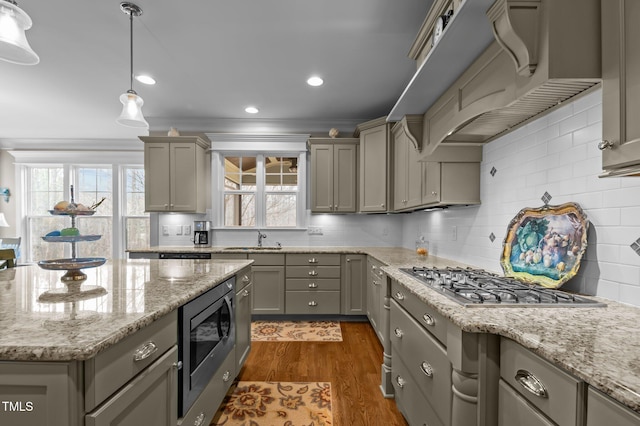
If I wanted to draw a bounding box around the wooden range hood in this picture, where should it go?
[412,0,602,158]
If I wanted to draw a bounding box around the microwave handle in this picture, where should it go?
[219,295,234,340]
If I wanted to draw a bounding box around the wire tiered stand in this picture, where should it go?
[37,186,107,305]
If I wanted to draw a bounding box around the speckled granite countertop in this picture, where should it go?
[0,259,252,362]
[130,246,640,413]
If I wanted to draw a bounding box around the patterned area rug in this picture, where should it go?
[211,381,333,426]
[251,321,342,342]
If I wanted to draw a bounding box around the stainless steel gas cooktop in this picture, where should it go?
[400,267,605,307]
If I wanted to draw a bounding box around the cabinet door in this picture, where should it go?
[405,146,423,209]
[333,144,357,212]
[341,254,366,315]
[144,143,171,211]
[236,282,252,371]
[360,125,389,212]
[251,266,285,314]
[422,162,442,205]
[169,142,198,211]
[310,144,334,212]
[85,346,178,426]
[587,387,640,426]
[602,0,640,170]
[393,133,408,210]
[498,380,554,426]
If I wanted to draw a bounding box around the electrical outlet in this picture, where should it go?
[308,227,323,235]
[452,226,457,241]
[183,225,191,235]
[175,225,183,236]
[162,225,169,236]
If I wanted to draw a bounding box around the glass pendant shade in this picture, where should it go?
[0,212,9,227]
[0,0,39,65]
[116,90,148,128]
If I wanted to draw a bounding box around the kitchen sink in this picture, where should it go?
[223,246,283,251]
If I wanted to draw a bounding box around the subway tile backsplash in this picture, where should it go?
[402,88,640,307]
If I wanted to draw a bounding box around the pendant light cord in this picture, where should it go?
[129,10,134,93]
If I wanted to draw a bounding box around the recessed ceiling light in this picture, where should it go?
[135,75,156,85]
[245,106,259,114]
[307,76,324,87]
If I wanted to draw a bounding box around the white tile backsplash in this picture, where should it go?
[401,88,640,307]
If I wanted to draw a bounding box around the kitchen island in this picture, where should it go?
[131,246,640,422]
[0,258,252,426]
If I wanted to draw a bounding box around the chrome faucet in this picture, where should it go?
[257,230,267,247]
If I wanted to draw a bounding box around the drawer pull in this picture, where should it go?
[308,301,318,307]
[173,361,183,370]
[422,313,435,326]
[133,341,158,362]
[395,375,406,389]
[308,258,318,264]
[222,370,231,382]
[377,270,384,277]
[393,328,404,338]
[372,279,379,286]
[420,361,433,377]
[308,270,318,277]
[308,282,318,288]
[193,412,205,426]
[242,289,250,297]
[394,291,405,301]
[242,274,250,284]
[515,369,548,398]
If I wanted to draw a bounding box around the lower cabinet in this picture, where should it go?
[285,253,341,314]
[250,254,285,315]
[85,346,178,426]
[341,254,367,315]
[235,267,252,372]
[586,386,640,426]
[367,257,387,345]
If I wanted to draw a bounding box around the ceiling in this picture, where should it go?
[0,0,431,147]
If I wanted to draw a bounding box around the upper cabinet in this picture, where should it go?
[139,136,210,213]
[355,117,393,213]
[392,117,424,211]
[309,138,358,213]
[600,0,640,176]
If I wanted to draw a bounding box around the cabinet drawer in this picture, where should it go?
[286,265,341,279]
[286,278,341,291]
[500,337,582,426]
[286,253,341,266]
[391,350,444,426]
[85,312,177,411]
[390,299,451,426]
[587,387,640,426]
[285,291,340,314]
[498,380,555,426]
[236,266,252,291]
[178,348,235,426]
[249,253,285,266]
[391,280,448,346]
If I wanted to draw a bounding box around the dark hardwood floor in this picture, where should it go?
[238,321,409,426]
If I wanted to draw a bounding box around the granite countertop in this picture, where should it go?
[131,246,640,413]
[0,258,252,362]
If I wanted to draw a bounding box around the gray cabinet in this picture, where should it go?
[85,346,178,426]
[309,138,358,213]
[421,161,481,207]
[250,254,285,315]
[355,117,393,212]
[341,254,366,315]
[285,253,341,314]
[140,136,210,213]
[600,0,640,175]
[392,120,423,211]
[586,387,640,426]
[367,257,386,344]
[235,267,252,371]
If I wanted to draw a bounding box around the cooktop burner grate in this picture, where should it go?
[400,266,605,307]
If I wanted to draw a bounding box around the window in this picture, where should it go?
[124,167,150,250]
[220,154,303,228]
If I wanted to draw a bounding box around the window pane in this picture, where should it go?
[30,217,66,262]
[224,194,255,227]
[126,218,150,250]
[126,168,145,194]
[125,168,147,216]
[266,193,296,227]
[76,217,112,258]
[77,167,112,215]
[29,167,63,215]
[265,157,298,191]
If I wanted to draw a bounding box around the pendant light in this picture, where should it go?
[0,0,39,65]
[116,2,148,129]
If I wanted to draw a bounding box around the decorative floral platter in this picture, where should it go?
[501,202,589,288]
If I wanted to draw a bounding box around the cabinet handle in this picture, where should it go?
[193,412,205,426]
[420,361,433,377]
[170,204,174,207]
[381,203,385,208]
[394,327,404,338]
[347,258,351,262]
[308,282,318,288]
[308,258,318,264]
[242,274,250,284]
[422,313,435,326]
[598,140,615,150]
[164,204,168,208]
[222,370,231,382]
[431,191,437,196]
[308,270,318,276]
[308,301,318,307]
[133,341,158,362]
[394,291,405,301]
[372,279,379,286]
[377,270,384,277]
[242,289,250,297]
[515,369,548,398]
[395,375,406,389]
[172,361,183,370]
[371,265,377,271]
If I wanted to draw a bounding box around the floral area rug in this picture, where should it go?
[251,321,342,342]
[211,381,333,426]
